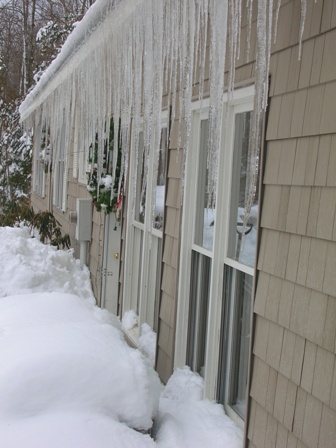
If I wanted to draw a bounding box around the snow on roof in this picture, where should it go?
[20,0,143,121]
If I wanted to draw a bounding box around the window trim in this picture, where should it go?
[78,124,89,185]
[174,97,211,369]
[33,124,46,198]
[175,85,255,428]
[221,266,254,421]
[53,120,68,212]
[123,111,169,344]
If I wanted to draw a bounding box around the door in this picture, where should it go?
[101,213,121,315]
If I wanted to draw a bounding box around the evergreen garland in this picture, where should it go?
[86,118,121,214]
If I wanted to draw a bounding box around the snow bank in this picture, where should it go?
[122,309,138,331]
[0,413,155,448]
[139,323,157,365]
[0,292,161,431]
[155,367,243,448]
[0,226,243,447]
[0,226,93,299]
[0,227,161,447]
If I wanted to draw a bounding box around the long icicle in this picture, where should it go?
[20,0,313,231]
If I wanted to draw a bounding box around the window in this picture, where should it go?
[123,113,169,348]
[219,107,257,422]
[53,119,68,211]
[76,110,90,185]
[127,129,145,318]
[194,119,215,250]
[218,267,253,419]
[78,140,90,185]
[154,127,168,231]
[33,124,46,197]
[186,114,213,377]
[176,85,257,427]
[227,111,257,266]
[134,132,146,224]
[187,251,211,376]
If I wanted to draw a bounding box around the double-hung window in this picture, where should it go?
[218,106,257,423]
[33,124,46,197]
[123,112,169,348]
[76,113,90,185]
[53,119,68,211]
[186,113,213,377]
[176,85,257,427]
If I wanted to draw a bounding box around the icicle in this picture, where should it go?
[246,0,253,61]
[273,0,281,43]
[151,0,164,230]
[120,24,134,199]
[265,0,273,111]
[163,1,173,141]
[197,0,209,104]
[193,0,201,83]
[168,0,179,154]
[179,0,197,202]
[236,0,243,60]
[241,0,268,244]
[228,0,241,99]
[140,0,154,218]
[298,0,307,60]
[207,0,228,209]
[20,0,310,239]
[176,0,188,152]
[130,13,143,211]
[228,3,235,99]
[162,1,170,96]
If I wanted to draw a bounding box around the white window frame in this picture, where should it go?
[123,111,169,347]
[175,85,255,428]
[78,138,90,185]
[33,124,46,197]
[53,120,68,212]
[72,108,79,180]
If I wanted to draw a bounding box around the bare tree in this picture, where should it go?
[0,0,94,100]
[0,0,95,208]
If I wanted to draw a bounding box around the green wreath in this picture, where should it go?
[86,119,121,214]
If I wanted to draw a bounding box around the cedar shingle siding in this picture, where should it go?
[247,1,336,446]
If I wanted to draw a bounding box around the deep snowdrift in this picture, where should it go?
[0,293,161,429]
[0,226,243,447]
[0,226,93,299]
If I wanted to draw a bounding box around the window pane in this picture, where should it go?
[194,119,215,251]
[131,226,143,314]
[57,161,64,208]
[228,111,258,267]
[154,128,168,230]
[221,265,253,419]
[134,132,145,223]
[148,236,163,332]
[187,251,211,377]
[54,122,66,209]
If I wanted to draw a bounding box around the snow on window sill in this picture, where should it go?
[123,325,140,349]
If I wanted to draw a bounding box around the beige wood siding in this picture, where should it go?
[155,124,184,384]
[31,124,103,304]
[247,1,336,447]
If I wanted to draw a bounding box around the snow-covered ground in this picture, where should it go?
[0,226,243,448]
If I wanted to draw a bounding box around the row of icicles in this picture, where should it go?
[21,0,311,227]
